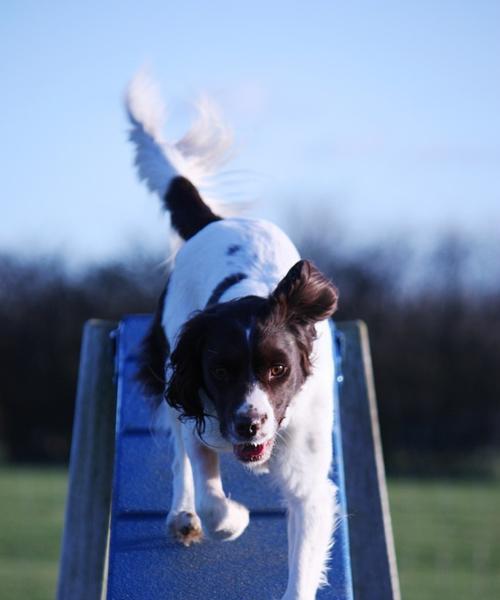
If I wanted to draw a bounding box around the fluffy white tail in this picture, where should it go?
[125,70,233,206]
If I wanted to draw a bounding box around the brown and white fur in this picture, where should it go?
[127,72,339,600]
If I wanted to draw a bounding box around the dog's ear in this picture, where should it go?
[166,312,208,434]
[271,260,338,325]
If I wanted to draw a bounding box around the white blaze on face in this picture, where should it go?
[234,385,277,442]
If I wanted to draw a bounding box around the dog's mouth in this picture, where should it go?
[233,438,274,463]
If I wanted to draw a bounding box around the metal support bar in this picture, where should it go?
[336,321,401,600]
[57,320,118,600]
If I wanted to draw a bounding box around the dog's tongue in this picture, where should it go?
[233,442,265,462]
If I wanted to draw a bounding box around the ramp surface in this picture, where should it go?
[106,315,353,600]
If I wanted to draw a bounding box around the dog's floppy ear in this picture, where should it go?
[271,260,338,325]
[166,312,208,434]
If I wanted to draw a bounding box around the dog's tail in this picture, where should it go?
[125,71,233,240]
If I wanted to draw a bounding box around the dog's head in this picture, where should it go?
[166,260,338,467]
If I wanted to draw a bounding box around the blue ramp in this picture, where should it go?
[106,315,353,600]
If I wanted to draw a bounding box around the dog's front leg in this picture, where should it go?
[164,409,203,546]
[183,431,250,541]
[282,480,337,600]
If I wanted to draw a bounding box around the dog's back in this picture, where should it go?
[163,217,300,342]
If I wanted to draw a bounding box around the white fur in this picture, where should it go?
[160,220,337,599]
[233,386,277,442]
[128,77,337,599]
[126,70,233,211]
[163,217,301,344]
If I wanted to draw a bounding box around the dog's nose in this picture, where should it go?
[234,416,261,440]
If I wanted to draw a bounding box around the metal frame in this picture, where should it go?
[57,318,400,600]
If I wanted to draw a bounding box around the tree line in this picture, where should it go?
[0,230,498,475]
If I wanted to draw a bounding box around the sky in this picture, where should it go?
[1,1,499,265]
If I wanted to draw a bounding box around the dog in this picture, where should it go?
[127,73,339,600]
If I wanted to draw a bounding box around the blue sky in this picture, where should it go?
[1,1,499,264]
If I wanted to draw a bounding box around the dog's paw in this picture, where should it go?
[280,591,314,600]
[167,510,203,546]
[199,496,250,542]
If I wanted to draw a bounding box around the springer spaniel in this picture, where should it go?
[127,73,339,600]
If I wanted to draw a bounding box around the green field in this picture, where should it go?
[390,479,500,599]
[0,468,499,599]
[0,468,67,600]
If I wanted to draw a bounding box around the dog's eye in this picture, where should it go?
[269,364,287,379]
[212,367,228,381]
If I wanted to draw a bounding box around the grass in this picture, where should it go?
[389,479,500,599]
[0,468,499,599]
[0,467,66,600]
